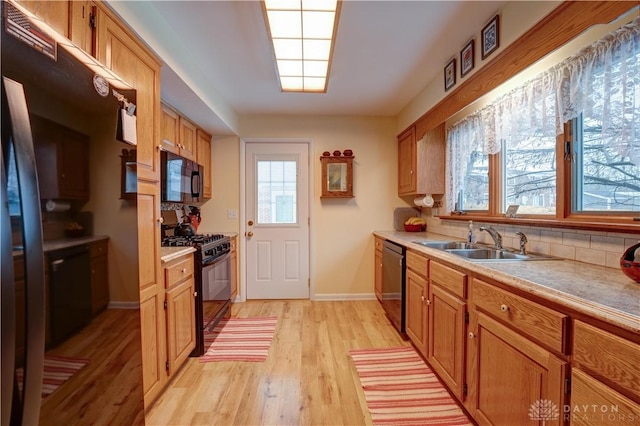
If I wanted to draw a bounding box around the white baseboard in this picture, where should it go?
[312,293,377,301]
[108,301,140,309]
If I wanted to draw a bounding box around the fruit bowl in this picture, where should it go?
[620,242,640,283]
[404,224,424,232]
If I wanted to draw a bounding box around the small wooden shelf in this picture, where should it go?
[320,156,354,198]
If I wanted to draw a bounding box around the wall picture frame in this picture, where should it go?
[481,14,500,59]
[320,156,354,198]
[460,39,475,77]
[444,58,456,92]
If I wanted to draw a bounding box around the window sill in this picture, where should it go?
[437,214,640,234]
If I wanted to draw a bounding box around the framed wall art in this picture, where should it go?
[320,155,354,198]
[460,39,475,77]
[444,58,456,92]
[481,14,500,59]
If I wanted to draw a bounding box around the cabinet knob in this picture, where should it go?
[193,291,198,297]
[468,332,476,339]
[158,217,164,224]
[182,268,187,274]
[410,170,414,174]
[157,145,164,151]
[500,304,509,313]
[421,295,425,301]
[425,299,431,306]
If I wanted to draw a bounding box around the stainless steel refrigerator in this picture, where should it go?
[1,1,142,424]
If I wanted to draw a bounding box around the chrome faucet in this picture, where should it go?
[515,231,528,255]
[479,226,503,250]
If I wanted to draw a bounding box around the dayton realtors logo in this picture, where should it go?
[529,400,636,424]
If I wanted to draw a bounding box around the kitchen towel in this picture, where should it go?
[350,346,471,425]
[200,316,278,362]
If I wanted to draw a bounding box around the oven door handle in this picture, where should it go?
[202,251,230,268]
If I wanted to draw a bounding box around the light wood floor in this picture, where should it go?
[147,300,410,426]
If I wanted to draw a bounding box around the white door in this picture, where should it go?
[245,142,310,299]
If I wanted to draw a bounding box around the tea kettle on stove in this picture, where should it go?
[175,217,195,236]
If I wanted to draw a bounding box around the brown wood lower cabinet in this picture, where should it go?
[405,250,429,357]
[429,284,466,401]
[374,237,383,301]
[163,253,196,376]
[89,239,109,314]
[467,312,568,426]
[230,236,238,299]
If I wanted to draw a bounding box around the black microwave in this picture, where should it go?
[160,151,203,203]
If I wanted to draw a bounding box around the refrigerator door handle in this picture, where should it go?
[2,76,46,426]
[1,135,17,426]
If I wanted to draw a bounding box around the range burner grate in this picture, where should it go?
[162,234,226,247]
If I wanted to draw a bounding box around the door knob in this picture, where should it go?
[248,220,254,226]
[245,231,254,237]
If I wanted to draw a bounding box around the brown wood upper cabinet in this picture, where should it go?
[31,115,90,201]
[160,103,196,161]
[15,0,69,37]
[196,128,212,199]
[397,123,445,196]
[70,1,97,57]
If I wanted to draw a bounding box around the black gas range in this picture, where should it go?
[161,233,232,356]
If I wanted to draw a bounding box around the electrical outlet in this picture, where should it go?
[227,209,238,219]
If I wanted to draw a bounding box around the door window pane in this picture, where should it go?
[257,160,297,224]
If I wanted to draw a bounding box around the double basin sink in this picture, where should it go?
[413,240,559,262]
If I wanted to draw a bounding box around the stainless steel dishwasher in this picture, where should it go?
[48,244,92,346]
[381,240,406,334]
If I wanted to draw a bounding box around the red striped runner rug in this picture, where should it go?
[200,316,278,362]
[16,355,89,397]
[350,346,472,426]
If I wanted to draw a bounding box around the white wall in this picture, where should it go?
[199,115,403,298]
[397,0,561,132]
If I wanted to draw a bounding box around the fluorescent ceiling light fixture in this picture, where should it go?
[263,0,341,93]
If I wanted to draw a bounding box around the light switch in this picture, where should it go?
[227,209,238,219]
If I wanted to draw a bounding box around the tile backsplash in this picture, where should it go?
[426,217,639,269]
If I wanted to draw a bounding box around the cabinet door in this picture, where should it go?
[196,129,212,198]
[166,279,195,376]
[16,0,69,37]
[96,11,161,181]
[90,254,109,314]
[405,268,428,357]
[374,249,382,301]
[428,285,466,401]
[69,1,96,56]
[178,117,197,161]
[160,104,180,154]
[59,126,90,199]
[570,368,640,426]
[467,311,567,425]
[230,237,238,299]
[398,126,416,195]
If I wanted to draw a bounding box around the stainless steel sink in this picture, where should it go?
[445,248,558,261]
[413,241,469,250]
[413,240,560,261]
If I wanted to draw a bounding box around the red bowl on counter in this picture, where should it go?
[404,224,424,232]
[620,242,640,283]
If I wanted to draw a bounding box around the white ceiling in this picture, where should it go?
[107,1,506,136]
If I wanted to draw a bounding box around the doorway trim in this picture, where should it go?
[239,137,315,301]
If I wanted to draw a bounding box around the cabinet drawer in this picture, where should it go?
[472,278,568,353]
[430,261,466,299]
[374,236,384,252]
[573,320,640,401]
[406,250,428,276]
[570,368,640,425]
[165,256,194,288]
[90,240,108,258]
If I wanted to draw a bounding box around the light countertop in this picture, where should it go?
[160,246,196,263]
[374,230,640,334]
